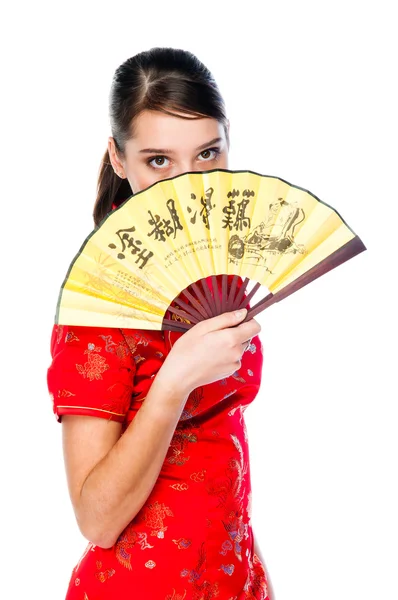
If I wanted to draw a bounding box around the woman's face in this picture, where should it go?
[108,109,230,193]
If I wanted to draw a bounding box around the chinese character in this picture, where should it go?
[148,198,184,241]
[108,226,154,269]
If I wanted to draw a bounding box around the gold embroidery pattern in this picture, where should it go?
[65,330,80,343]
[190,470,206,483]
[165,589,188,600]
[56,324,64,344]
[140,500,174,538]
[56,405,125,417]
[123,331,150,354]
[76,344,110,381]
[242,551,269,599]
[94,560,115,583]
[205,429,250,566]
[57,389,76,398]
[179,387,204,421]
[145,559,156,569]
[169,483,190,491]
[115,529,154,570]
[180,542,220,599]
[166,421,200,466]
[172,537,192,550]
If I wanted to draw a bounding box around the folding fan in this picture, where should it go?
[55,169,366,333]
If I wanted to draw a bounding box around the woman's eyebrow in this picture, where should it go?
[139,137,223,154]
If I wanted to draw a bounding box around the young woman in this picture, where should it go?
[47,47,273,600]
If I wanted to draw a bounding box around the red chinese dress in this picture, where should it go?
[47,246,270,600]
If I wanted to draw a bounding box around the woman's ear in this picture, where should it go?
[108,137,125,178]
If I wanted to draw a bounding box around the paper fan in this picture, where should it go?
[55,169,366,333]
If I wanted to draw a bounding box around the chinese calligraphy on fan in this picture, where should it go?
[107,187,254,269]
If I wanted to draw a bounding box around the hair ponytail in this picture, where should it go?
[94,148,133,227]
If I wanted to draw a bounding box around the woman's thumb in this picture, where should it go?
[234,308,247,321]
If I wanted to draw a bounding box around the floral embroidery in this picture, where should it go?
[140,500,174,538]
[76,344,110,381]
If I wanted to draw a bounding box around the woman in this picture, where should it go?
[47,46,272,600]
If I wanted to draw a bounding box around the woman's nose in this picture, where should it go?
[174,163,204,176]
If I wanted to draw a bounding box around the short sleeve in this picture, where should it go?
[47,324,136,424]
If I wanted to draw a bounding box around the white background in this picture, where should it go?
[1,1,396,599]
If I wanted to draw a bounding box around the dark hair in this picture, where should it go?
[93,47,229,227]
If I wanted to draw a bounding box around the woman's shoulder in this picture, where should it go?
[47,324,166,423]
[49,323,167,368]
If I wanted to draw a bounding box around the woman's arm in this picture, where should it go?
[63,369,190,549]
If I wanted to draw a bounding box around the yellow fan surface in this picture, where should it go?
[55,169,366,331]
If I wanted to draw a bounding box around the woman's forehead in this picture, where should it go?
[128,110,226,152]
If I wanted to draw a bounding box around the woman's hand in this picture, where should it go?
[159,309,261,396]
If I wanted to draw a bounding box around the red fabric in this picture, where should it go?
[46,203,270,599]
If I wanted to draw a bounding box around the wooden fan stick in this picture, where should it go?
[226,275,240,312]
[222,274,241,313]
[190,282,213,318]
[167,300,201,323]
[162,318,191,332]
[164,275,255,332]
[245,235,367,321]
[235,281,262,311]
[170,297,202,322]
[221,275,228,313]
[161,319,186,331]
[163,317,192,331]
[165,305,199,323]
[163,274,229,332]
[212,275,222,315]
[201,278,217,316]
[233,277,250,309]
[162,279,220,332]
[164,279,216,328]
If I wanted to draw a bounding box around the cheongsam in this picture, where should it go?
[47,269,270,600]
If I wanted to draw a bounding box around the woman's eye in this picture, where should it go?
[199,148,221,161]
[147,156,170,170]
